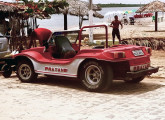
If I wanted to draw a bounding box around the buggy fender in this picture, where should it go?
[14,51,51,63]
[15,52,85,77]
[29,58,85,78]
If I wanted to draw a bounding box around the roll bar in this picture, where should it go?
[78,25,108,50]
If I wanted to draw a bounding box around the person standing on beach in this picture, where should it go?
[110,15,123,45]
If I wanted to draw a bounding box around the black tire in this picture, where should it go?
[1,64,12,78]
[16,60,38,82]
[80,61,113,92]
[124,76,145,83]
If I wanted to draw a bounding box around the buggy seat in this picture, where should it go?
[55,36,76,59]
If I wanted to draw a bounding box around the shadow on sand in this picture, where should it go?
[145,30,165,32]
[105,80,164,95]
[7,74,164,95]
[28,75,164,95]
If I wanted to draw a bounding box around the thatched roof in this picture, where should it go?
[0,1,103,19]
[59,0,104,18]
[136,0,165,13]
[0,1,26,12]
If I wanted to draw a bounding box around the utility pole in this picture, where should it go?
[89,0,93,43]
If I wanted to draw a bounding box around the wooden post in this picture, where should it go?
[35,17,37,29]
[89,0,92,10]
[79,16,84,29]
[79,15,81,29]
[155,12,158,31]
[89,0,93,43]
[64,14,67,30]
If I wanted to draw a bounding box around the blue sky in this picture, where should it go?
[2,0,165,4]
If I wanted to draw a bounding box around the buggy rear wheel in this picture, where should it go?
[80,61,113,92]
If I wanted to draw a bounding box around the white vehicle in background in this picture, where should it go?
[0,33,14,78]
[0,33,10,58]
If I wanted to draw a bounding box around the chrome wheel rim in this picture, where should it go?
[18,64,32,80]
[85,65,101,86]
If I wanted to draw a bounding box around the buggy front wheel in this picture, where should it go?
[17,61,38,82]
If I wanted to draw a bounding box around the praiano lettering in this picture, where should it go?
[45,67,68,72]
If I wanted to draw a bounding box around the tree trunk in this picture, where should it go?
[155,12,158,31]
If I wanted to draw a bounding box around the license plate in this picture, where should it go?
[132,50,144,56]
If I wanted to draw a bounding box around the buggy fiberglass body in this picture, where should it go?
[14,25,159,92]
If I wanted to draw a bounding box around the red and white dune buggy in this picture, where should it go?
[14,25,159,92]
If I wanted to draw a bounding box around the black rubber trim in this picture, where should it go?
[126,67,159,78]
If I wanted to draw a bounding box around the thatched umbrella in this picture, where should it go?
[0,2,27,33]
[0,1,26,12]
[59,0,104,30]
[136,0,165,31]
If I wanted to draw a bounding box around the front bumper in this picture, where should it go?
[126,67,159,78]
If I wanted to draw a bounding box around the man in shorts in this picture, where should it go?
[110,15,123,45]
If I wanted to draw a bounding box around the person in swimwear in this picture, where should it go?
[110,15,123,45]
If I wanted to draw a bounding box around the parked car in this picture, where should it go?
[0,33,10,59]
[0,33,14,78]
[14,25,159,92]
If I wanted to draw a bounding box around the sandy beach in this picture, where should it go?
[0,0,165,119]
[0,16,165,120]
[0,49,164,120]
[84,17,165,40]
[81,17,165,78]
[120,18,165,39]
[90,17,165,78]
